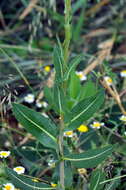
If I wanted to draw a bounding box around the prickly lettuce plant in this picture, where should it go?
[6,0,115,189]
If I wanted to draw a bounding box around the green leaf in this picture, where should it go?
[73,8,85,41]
[44,86,54,106]
[64,145,114,168]
[6,168,56,190]
[79,80,97,100]
[65,90,104,130]
[12,103,58,149]
[90,169,105,190]
[64,161,73,188]
[53,45,64,82]
[104,180,120,190]
[53,83,66,114]
[104,169,121,190]
[64,54,83,81]
[72,0,88,13]
[105,180,120,190]
[68,71,81,100]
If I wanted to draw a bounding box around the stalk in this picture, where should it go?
[58,1,72,189]
[59,115,65,190]
[63,0,72,64]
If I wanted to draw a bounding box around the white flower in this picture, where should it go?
[48,160,56,168]
[104,76,113,86]
[75,71,87,81]
[42,101,48,108]
[5,141,11,148]
[90,121,104,129]
[13,166,25,174]
[124,131,126,136]
[3,183,15,190]
[120,115,126,122]
[0,151,10,158]
[120,70,126,77]
[36,101,48,108]
[64,131,74,138]
[42,113,48,118]
[36,101,42,108]
[24,94,35,103]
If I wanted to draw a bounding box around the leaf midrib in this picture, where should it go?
[55,48,63,79]
[65,55,82,80]
[8,170,55,190]
[64,147,112,161]
[70,94,100,123]
[94,173,101,190]
[15,105,57,142]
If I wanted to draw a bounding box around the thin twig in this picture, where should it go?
[85,0,111,16]
[100,80,126,115]
[19,0,38,20]
[83,38,114,76]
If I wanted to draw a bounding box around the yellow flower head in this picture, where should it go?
[3,183,15,190]
[120,115,126,122]
[32,178,39,182]
[77,125,89,133]
[64,131,74,138]
[78,168,87,175]
[51,183,57,187]
[0,151,10,158]
[13,166,25,174]
[44,66,51,72]
[90,121,104,129]
[120,70,126,77]
[104,76,113,86]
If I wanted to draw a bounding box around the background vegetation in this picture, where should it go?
[0,0,126,189]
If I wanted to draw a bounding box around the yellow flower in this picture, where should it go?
[13,166,25,174]
[78,168,87,175]
[90,121,104,129]
[104,76,113,86]
[77,125,89,132]
[64,131,74,138]
[120,70,126,77]
[32,178,39,182]
[120,115,126,122]
[44,66,51,72]
[3,183,15,190]
[51,183,57,187]
[0,151,10,158]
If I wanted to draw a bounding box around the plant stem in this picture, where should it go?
[59,116,65,190]
[58,1,72,189]
[63,0,71,64]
